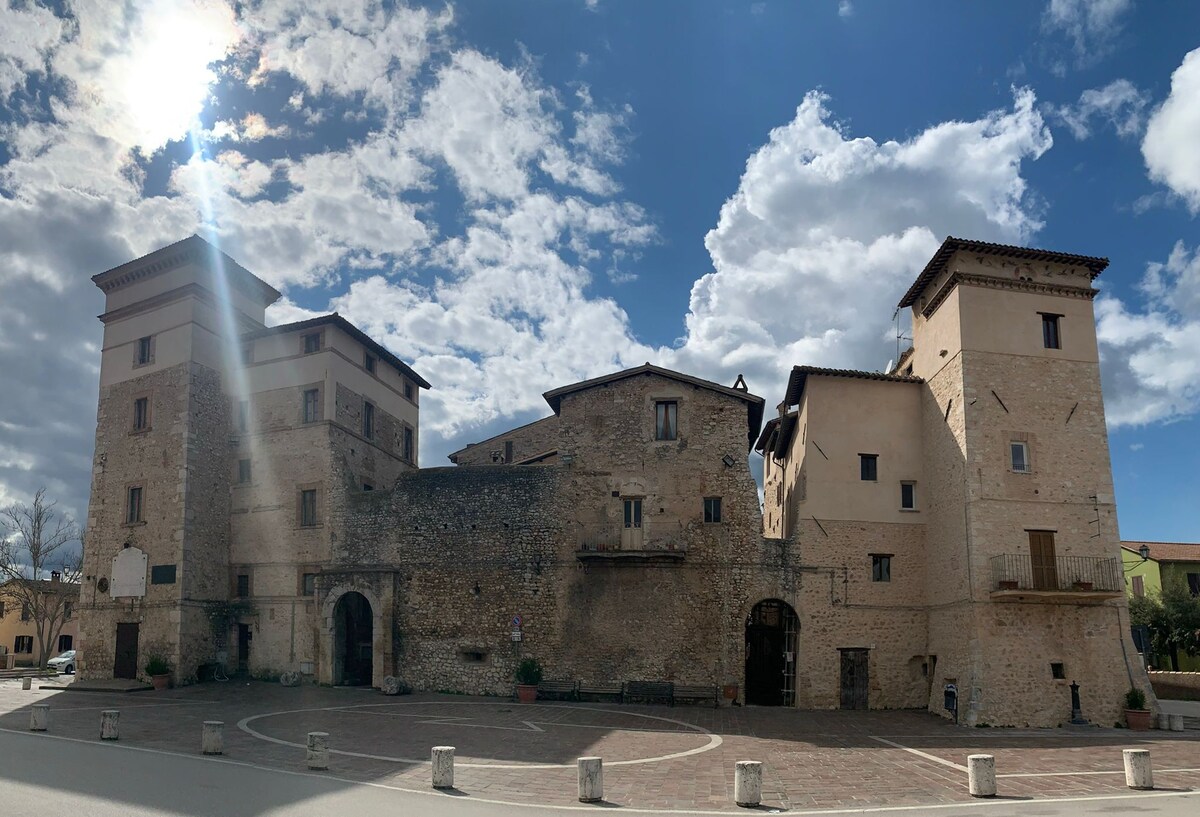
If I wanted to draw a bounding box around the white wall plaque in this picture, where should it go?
[110,547,148,598]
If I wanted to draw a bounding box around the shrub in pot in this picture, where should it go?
[514,657,543,704]
[1124,687,1151,731]
[145,655,171,690]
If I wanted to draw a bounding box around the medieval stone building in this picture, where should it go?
[77,235,1152,727]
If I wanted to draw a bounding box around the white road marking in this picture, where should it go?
[868,736,969,772]
[998,767,1200,778]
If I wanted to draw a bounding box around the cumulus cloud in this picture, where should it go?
[0,0,65,102]
[1048,79,1149,140]
[838,1,854,18]
[1142,47,1200,213]
[1041,0,1132,71]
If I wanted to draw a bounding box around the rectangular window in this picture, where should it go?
[871,554,892,582]
[150,564,177,585]
[302,573,316,595]
[236,574,250,598]
[655,400,678,440]
[241,345,253,365]
[403,425,414,462]
[1010,441,1030,473]
[136,335,152,365]
[0,601,5,618]
[237,400,249,433]
[1132,575,1145,597]
[362,482,374,492]
[362,401,375,439]
[303,388,320,423]
[1188,573,1200,597]
[300,489,317,527]
[900,481,916,510]
[133,397,149,431]
[14,636,33,654]
[126,486,143,524]
[1041,313,1061,349]
[860,454,878,481]
[238,458,251,484]
[302,332,321,354]
[1050,662,1065,680]
[20,602,31,621]
[623,498,643,529]
[404,380,414,402]
[365,353,376,374]
[703,497,722,523]
[64,602,73,620]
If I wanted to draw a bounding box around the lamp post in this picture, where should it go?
[1069,681,1088,725]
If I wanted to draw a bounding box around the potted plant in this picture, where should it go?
[1124,687,1151,730]
[145,654,171,690]
[514,657,543,704]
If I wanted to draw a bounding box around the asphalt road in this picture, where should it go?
[3,727,1198,817]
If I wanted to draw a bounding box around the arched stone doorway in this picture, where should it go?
[333,591,373,686]
[745,599,798,706]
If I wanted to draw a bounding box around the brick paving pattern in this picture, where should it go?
[1,678,1196,811]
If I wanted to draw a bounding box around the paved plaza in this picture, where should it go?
[1,677,1197,813]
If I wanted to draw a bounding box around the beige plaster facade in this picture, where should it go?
[0,580,80,667]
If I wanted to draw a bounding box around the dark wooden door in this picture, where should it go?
[840,649,869,710]
[1029,531,1058,590]
[237,624,251,673]
[113,623,139,679]
[745,624,785,705]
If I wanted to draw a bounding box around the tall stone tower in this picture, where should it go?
[901,237,1152,726]
[78,236,280,682]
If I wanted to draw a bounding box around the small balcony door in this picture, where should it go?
[621,498,643,550]
[1029,530,1058,590]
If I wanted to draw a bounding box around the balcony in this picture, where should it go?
[989,554,1123,602]
[576,524,686,563]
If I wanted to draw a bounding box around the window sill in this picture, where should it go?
[1010,470,1032,476]
[129,428,152,436]
[899,508,920,513]
[297,524,324,531]
[122,521,147,528]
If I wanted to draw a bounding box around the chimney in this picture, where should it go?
[50,571,61,583]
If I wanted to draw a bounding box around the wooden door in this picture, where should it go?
[621,498,643,550]
[745,624,785,705]
[840,649,869,710]
[113,623,139,679]
[1029,531,1058,590]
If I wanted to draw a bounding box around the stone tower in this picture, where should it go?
[78,236,280,682]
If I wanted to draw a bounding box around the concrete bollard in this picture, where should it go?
[29,704,49,732]
[21,676,32,690]
[432,746,455,789]
[578,756,603,803]
[202,721,224,755]
[100,710,119,740]
[306,732,330,770]
[1123,748,1153,790]
[968,754,997,798]
[1169,714,1185,732]
[1157,713,1171,730]
[734,760,762,807]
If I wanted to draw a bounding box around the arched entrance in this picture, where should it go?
[745,599,798,706]
[333,591,373,686]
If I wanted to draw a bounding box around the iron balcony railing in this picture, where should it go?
[577,522,686,554]
[990,554,1122,593]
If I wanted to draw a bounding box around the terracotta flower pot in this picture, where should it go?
[151,674,170,690]
[1125,708,1152,731]
[516,684,538,704]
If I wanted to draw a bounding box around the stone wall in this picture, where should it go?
[450,415,560,465]
[1148,671,1200,701]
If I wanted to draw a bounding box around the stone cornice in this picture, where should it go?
[921,272,1097,319]
[91,236,281,305]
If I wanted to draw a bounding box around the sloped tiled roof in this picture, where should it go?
[783,365,923,408]
[1123,541,1200,564]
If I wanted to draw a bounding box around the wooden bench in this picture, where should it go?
[577,681,624,703]
[623,681,674,706]
[536,680,578,701]
[672,684,720,708]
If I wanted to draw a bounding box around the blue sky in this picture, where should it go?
[0,0,1198,542]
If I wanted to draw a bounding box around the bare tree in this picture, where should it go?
[0,488,82,668]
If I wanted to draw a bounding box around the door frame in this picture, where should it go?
[839,647,869,710]
[113,622,139,679]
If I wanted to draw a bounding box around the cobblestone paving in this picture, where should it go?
[1,678,1196,812]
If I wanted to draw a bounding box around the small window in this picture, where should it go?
[237,459,252,484]
[1132,575,1145,597]
[1041,313,1061,349]
[133,397,150,431]
[404,380,414,401]
[236,574,250,598]
[1188,572,1200,597]
[58,634,73,651]
[1050,662,1065,680]
[127,486,143,524]
[0,601,5,618]
[136,336,152,365]
[900,481,916,510]
[64,602,73,620]
[362,482,374,492]
[1010,441,1030,473]
[655,401,678,440]
[150,564,177,585]
[623,498,643,529]
[237,400,249,433]
[860,454,878,481]
[20,602,31,621]
[300,489,318,527]
[14,636,33,653]
[365,353,377,374]
[703,497,722,523]
[363,401,375,439]
[403,425,414,462]
[871,554,892,582]
[303,388,320,423]
[302,573,316,595]
[302,332,321,354]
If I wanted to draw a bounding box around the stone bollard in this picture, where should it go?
[382,676,403,695]
[432,746,455,789]
[578,756,603,803]
[1157,713,1171,730]
[968,754,996,798]
[21,676,32,690]
[29,704,49,732]
[1169,714,1185,732]
[1123,748,1153,790]
[100,710,119,740]
[306,732,330,770]
[734,760,762,808]
[279,671,301,687]
[202,721,224,755]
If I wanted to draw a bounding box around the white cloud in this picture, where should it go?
[838,1,853,18]
[208,111,290,142]
[1129,443,1143,451]
[0,0,65,102]
[1142,47,1200,213]
[1048,79,1149,140]
[1042,0,1132,70]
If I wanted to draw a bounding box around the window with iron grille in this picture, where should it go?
[1010,441,1030,473]
[655,401,678,440]
[236,574,250,597]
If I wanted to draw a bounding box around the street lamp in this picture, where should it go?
[1138,544,1150,561]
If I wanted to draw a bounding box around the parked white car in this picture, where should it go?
[46,650,75,674]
